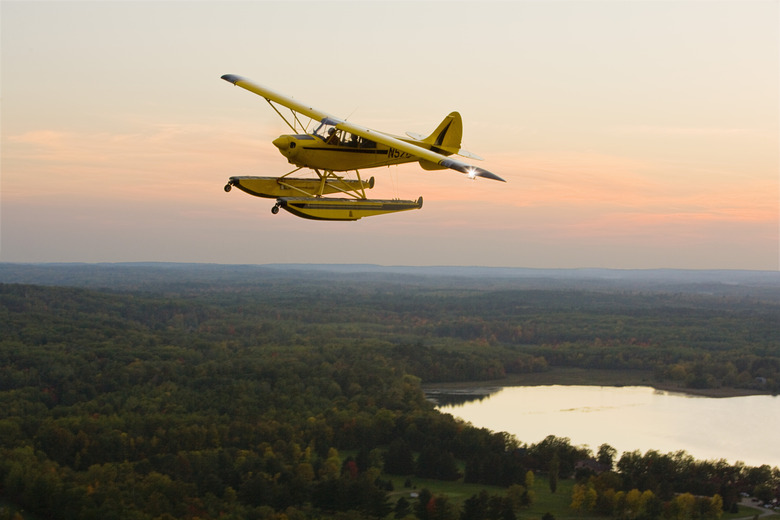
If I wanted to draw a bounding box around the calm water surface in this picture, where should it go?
[436,386,780,468]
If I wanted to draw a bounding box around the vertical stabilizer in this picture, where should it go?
[422,112,463,155]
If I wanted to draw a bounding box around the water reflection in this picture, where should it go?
[425,388,501,407]
[434,385,780,468]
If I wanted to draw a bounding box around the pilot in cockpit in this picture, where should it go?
[326,127,340,145]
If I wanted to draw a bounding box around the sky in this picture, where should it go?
[1,0,778,269]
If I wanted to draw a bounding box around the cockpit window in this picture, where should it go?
[359,137,377,149]
[313,122,341,144]
[312,123,376,148]
[325,128,341,145]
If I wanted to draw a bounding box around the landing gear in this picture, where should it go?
[271,203,280,215]
[224,183,232,192]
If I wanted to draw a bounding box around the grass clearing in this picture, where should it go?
[385,474,596,519]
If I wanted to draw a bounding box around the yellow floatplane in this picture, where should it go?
[221,74,505,221]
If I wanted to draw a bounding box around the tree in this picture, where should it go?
[416,445,460,481]
[385,438,415,475]
[320,447,341,480]
[670,492,697,520]
[596,487,617,516]
[525,470,535,489]
[624,488,642,519]
[394,496,412,519]
[753,483,774,503]
[415,488,433,520]
[426,494,458,520]
[507,484,532,510]
[639,489,661,520]
[571,482,598,513]
[570,483,587,512]
[707,494,724,520]
[597,444,617,470]
[549,452,559,493]
[462,491,489,520]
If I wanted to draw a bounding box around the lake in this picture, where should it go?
[434,385,780,468]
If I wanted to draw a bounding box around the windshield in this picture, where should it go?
[312,124,375,148]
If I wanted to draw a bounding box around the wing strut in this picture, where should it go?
[266,99,308,133]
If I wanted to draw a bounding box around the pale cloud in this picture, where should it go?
[3,120,276,199]
[7,122,260,166]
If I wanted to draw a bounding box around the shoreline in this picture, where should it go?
[422,368,774,399]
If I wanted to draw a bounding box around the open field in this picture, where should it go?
[386,474,778,520]
[387,475,583,518]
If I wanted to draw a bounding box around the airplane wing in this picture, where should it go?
[221,74,330,122]
[221,74,506,182]
[334,119,504,182]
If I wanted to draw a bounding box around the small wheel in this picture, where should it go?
[271,205,280,215]
[224,183,232,192]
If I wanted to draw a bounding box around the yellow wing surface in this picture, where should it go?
[221,74,505,182]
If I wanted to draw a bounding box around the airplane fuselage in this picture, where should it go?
[272,132,423,172]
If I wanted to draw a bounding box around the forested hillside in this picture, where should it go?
[0,264,778,519]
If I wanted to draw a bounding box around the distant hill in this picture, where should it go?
[1,262,779,299]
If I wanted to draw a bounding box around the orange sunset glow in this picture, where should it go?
[1,1,777,269]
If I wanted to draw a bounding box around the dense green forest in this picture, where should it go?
[0,264,778,519]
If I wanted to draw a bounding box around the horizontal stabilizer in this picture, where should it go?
[456,149,483,161]
[439,159,506,182]
[419,159,447,171]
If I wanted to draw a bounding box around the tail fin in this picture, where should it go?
[421,112,463,155]
[417,112,464,170]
